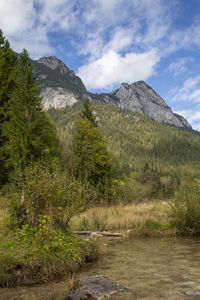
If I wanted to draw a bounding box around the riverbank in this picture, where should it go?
[0,225,99,287]
[0,197,99,287]
[0,198,186,287]
[70,200,178,237]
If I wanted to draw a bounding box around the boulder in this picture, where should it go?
[65,275,129,300]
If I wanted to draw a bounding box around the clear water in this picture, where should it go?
[1,238,200,299]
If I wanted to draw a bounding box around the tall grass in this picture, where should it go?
[0,197,9,238]
[170,178,200,236]
[70,201,171,232]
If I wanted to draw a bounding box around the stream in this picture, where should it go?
[1,237,200,299]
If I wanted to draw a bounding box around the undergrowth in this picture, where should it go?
[0,225,99,287]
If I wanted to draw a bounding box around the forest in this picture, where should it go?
[48,101,200,202]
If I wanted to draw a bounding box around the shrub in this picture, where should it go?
[170,177,200,236]
[17,165,97,229]
[0,225,99,286]
[136,218,173,238]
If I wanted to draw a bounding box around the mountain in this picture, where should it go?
[33,56,191,129]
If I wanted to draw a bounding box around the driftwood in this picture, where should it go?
[74,231,122,237]
[101,231,122,237]
[74,231,92,235]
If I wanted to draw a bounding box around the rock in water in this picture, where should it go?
[65,275,129,300]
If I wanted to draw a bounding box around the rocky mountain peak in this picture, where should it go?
[37,56,71,75]
[33,55,191,129]
[121,82,129,88]
[113,80,191,128]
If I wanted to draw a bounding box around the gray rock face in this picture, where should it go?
[111,81,191,128]
[41,87,78,109]
[33,56,191,129]
[65,275,129,300]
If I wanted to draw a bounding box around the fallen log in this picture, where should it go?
[74,231,91,236]
[101,231,122,237]
[73,231,122,237]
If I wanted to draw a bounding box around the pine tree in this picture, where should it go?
[80,99,97,127]
[0,30,16,186]
[5,49,60,183]
[73,101,113,198]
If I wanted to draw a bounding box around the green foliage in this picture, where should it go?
[81,98,98,127]
[72,105,113,201]
[50,102,200,179]
[120,173,150,203]
[22,165,97,228]
[0,33,102,287]
[4,49,61,184]
[0,225,99,286]
[0,30,16,187]
[170,178,200,236]
[48,102,200,201]
[137,218,173,237]
[7,193,26,227]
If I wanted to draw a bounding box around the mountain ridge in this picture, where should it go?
[32,55,191,129]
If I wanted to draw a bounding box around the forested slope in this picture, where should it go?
[48,102,200,179]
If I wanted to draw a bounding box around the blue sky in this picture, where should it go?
[1,0,200,130]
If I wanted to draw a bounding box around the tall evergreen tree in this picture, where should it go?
[73,101,113,198]
[81,99,98,127]
[0,29,16,186]
[5,49,60,183]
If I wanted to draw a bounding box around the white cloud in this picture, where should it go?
[0,0,176,60]
[163,20,200,56]
[0,0,34,35]
[171,76,200,103]
[77,49,159,90]
[170,76,200,132]
[0,0,74,58]
[107,28,134,52]
[167,57,194,76]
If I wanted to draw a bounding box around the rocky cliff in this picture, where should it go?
[33,56,191,129]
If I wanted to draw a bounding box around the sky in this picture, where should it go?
[1,0,200,130]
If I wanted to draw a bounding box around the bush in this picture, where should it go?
[0,225,99,286]
[120,173,150,203]
[170,177,200,236]
[10,165,97,229]
[136,218,173,237]
[8,193,26,227]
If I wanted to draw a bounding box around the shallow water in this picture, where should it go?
[1,238,200,299]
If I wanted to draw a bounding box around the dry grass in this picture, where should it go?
[0,197,9,237]
[70,200,172,233]
[0,198,8,222]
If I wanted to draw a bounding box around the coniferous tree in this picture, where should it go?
[73,101,113,199]
[0,29,16,186]
[5,49,60,183]
[81,99,98,127]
